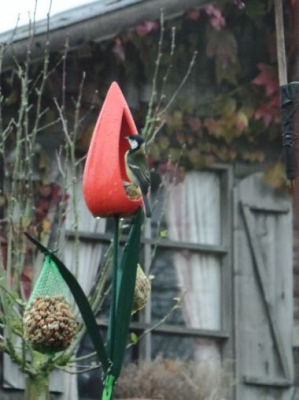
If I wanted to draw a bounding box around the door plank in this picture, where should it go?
[243,375,292,388]
[241,202,291,381]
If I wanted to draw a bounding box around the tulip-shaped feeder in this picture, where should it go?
[83,81,143,218]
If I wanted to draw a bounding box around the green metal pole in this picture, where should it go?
[110,215,119,363]
[102,216,119,400]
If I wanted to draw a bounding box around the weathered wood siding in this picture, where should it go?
[234,173,294,399]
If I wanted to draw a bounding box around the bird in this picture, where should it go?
[125,134,151,218]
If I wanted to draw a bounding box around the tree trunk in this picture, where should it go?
[25,375,50,400]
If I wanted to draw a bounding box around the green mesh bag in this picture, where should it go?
[23,255,77,354]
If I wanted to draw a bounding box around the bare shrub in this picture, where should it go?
[114,356,232,400]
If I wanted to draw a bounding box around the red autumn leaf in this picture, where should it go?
[188,117,202,131]
[35,200,50,222]
[36,200,50,213]
[254,103,276,127]
[270,95,279,108]
[21,266,33,299]
[188,10,201,21]
[136,21,159,37]
[204,5,226,30]
[204,4,220,16]
[51,183,62,205]
[38,185,52,198]
[210,15,226,30]
[252,63,279,96]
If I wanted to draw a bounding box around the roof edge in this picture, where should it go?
[1,0,210,69]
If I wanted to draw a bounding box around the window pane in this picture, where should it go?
[64,241,111,298]
[65,171,109,295]
[151,249,221,330]
[151,334,221,366]
[165,171,221,246]
[151,249,185,325]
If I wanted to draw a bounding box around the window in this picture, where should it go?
[139,167,232,366]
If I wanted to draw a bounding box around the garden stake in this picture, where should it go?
[107,215,120,363]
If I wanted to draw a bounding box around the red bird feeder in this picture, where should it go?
[83,82,142,217]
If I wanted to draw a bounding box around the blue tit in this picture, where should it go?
[125,134,151,218]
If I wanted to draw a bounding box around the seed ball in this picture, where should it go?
[23,295,77,353]
[132,264,151,315]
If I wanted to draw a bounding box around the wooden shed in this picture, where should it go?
[0,1,296,399]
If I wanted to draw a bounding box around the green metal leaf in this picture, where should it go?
[24,232,110,373]
[110,208,143,379]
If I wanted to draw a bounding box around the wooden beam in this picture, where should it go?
[243,375,292,388]
[96,319,229,339]
[274,0,287,85]
[65,229,228,255]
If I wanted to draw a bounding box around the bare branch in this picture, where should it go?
[126,298,181,349]
[142,10,165,139]
[157,50,198,118]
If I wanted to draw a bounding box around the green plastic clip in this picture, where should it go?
[102,374,115,400]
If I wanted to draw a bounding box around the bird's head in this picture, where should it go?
[126,134,145,151]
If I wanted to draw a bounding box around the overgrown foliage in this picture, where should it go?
[108,0,281,174]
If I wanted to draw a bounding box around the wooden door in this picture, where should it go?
[234,173,294,399]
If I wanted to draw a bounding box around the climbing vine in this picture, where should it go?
[107,0,284,177]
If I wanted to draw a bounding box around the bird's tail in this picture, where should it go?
[142,194,151,218]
